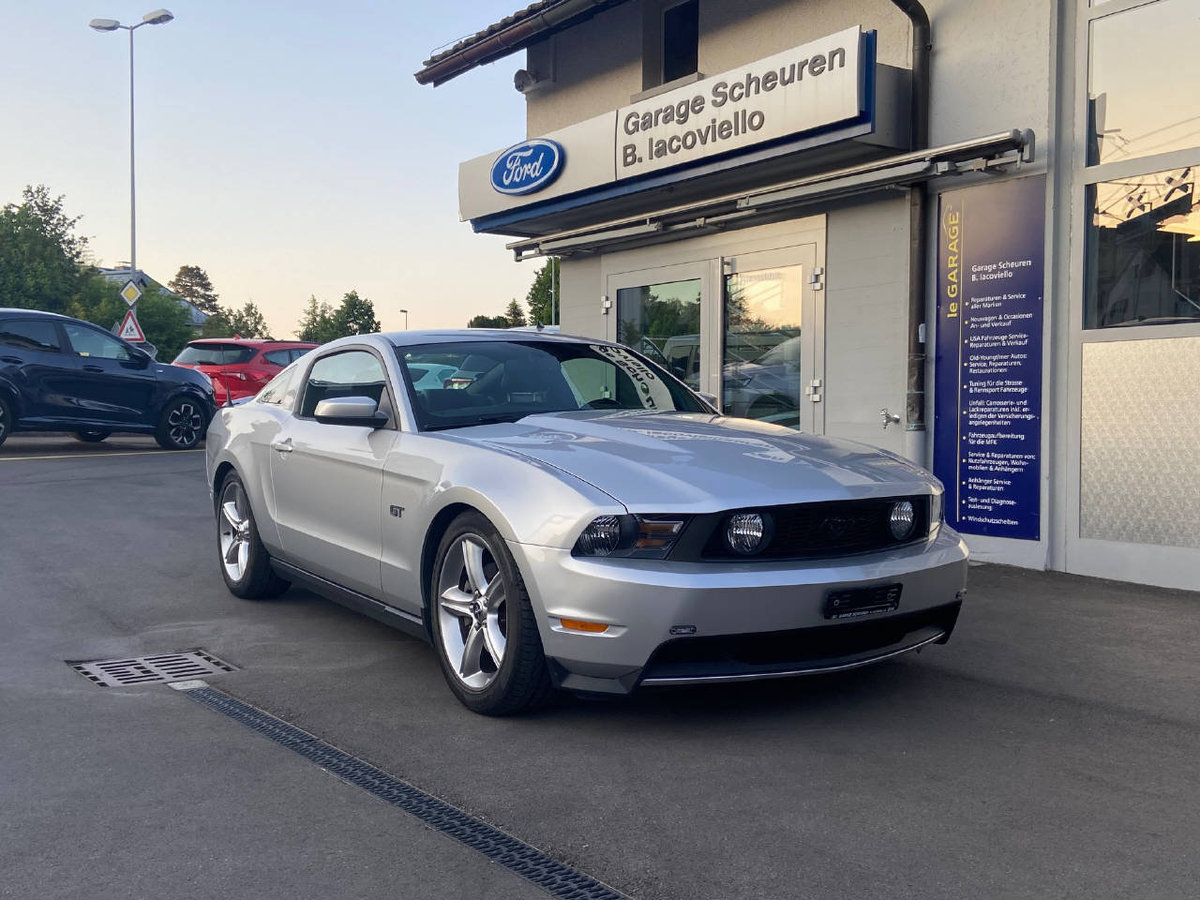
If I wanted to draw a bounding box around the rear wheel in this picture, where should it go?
[0,395,10,449]
[216,472,290,599]
[156,396,206,450]
[72,429,111,443]
[430,511,553,715]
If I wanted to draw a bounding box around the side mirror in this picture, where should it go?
[697,391,719,409]
[313,396,389,428]
[128,347,153,368]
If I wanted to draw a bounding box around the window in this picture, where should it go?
[1088,0,1200,166]
[257,364,299,405]
[0,320,61,353]
[662,0,699,84]
[398,340,706,432]
[301,350,388,418]
[173,343,256,366]
[615,278,702,388]
[263,349,292,367]
[1086,166,1200,328]
[62,323,131,360]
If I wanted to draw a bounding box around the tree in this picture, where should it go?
[333,290,381,336]
[226,301,273,339]
[467,313,509,328]
[199,309,233,338]
[0,185,93,314]
[505,299,527,328]
[168,264,221,314]
[525,258,559,326]
[295,295,339,343]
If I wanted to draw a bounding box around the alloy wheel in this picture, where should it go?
[436,534,509,690]
[218,480,251,582]
[168,401,203,448]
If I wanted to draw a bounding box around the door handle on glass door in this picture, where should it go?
[270,437,294,453]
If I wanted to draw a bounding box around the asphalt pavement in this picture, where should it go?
[2,435,1198,900]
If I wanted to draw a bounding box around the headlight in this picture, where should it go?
[573,515,687,559]
[889,500,916,540]
[725,511,769,555]
[575,516,623,557]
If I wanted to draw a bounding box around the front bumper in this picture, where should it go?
[509,529,969,695]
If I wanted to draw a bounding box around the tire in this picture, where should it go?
[0,395,10,450]
[155,396,206,450]
[72,429,111,443]
[216,471,290,599]
[430,511,554,715]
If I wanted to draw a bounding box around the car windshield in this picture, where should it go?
[174,343,256,366]
[397,339,708,432]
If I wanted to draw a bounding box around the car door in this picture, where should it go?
[59,322,156,425]
[0,317,76,422]
[269,346,398,598]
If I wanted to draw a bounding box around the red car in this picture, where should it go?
[172,339,317,403]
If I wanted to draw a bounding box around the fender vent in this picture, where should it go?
[69,650,236,687]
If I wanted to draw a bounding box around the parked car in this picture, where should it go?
[173,338,317,404]
[206,331,967,715]
[0,309,214,449]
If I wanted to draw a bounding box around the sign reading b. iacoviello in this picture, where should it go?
[489,139,565,195]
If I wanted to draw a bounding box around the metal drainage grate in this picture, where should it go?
[69,649,236,687]
[178,684,630,900]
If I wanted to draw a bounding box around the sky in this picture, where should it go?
[0,0,541,336]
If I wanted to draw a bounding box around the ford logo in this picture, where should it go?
[490,139,564,195]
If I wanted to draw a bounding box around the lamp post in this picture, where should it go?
[89,9,174,311]
[400,309,409,330]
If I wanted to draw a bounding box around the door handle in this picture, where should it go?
[83,364,104,373]
[1,355,22,364]
[270,437,294,453]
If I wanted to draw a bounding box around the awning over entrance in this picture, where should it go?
[506,130,1035,260]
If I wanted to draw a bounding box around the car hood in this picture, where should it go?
[453,411,936,511]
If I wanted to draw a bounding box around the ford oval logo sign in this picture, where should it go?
[490,139,564,195]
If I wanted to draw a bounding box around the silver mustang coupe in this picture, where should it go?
[206,330,968,715]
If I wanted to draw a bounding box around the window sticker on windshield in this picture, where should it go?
[590,344,675,411]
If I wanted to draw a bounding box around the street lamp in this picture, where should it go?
[89,9,175,307]
[399,308,409,330]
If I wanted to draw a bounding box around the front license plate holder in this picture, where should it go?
[823,583,902,620]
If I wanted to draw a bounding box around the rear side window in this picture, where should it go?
[257,364,299,405]
[263,349,292,366]
[62,323,131,360]
[0,319,61,352]
[174,343,256,365]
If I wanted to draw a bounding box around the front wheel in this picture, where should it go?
[216,472,290,599]
[156,396,206,450]
[431,511,553,715]
[72,429,111,443]
[0,395,10,449]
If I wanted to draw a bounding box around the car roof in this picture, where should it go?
[186,338,318,347]
[0,308,76,320]
[382,329,611,349]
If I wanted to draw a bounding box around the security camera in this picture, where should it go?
[513,68,546,94]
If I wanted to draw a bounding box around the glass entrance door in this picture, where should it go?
[721,246,819,431]
[608,261,719,396]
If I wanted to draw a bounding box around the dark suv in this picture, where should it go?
[0,309,214,450]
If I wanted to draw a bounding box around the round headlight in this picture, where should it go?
[726,512,766,555]
[576,516,623,556]
[889,500,916,540]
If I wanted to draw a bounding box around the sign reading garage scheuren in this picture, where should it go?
[933,176,1047,541]
[616,26,863,179]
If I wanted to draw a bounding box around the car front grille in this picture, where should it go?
[695,495,930,560]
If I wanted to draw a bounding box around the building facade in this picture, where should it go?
[418,0,1200,592]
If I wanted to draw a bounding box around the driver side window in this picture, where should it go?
[300,350,388,418]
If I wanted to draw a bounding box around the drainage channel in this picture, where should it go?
[172,681,630,900]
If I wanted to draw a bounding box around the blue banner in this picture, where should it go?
[933,175,1046,541]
